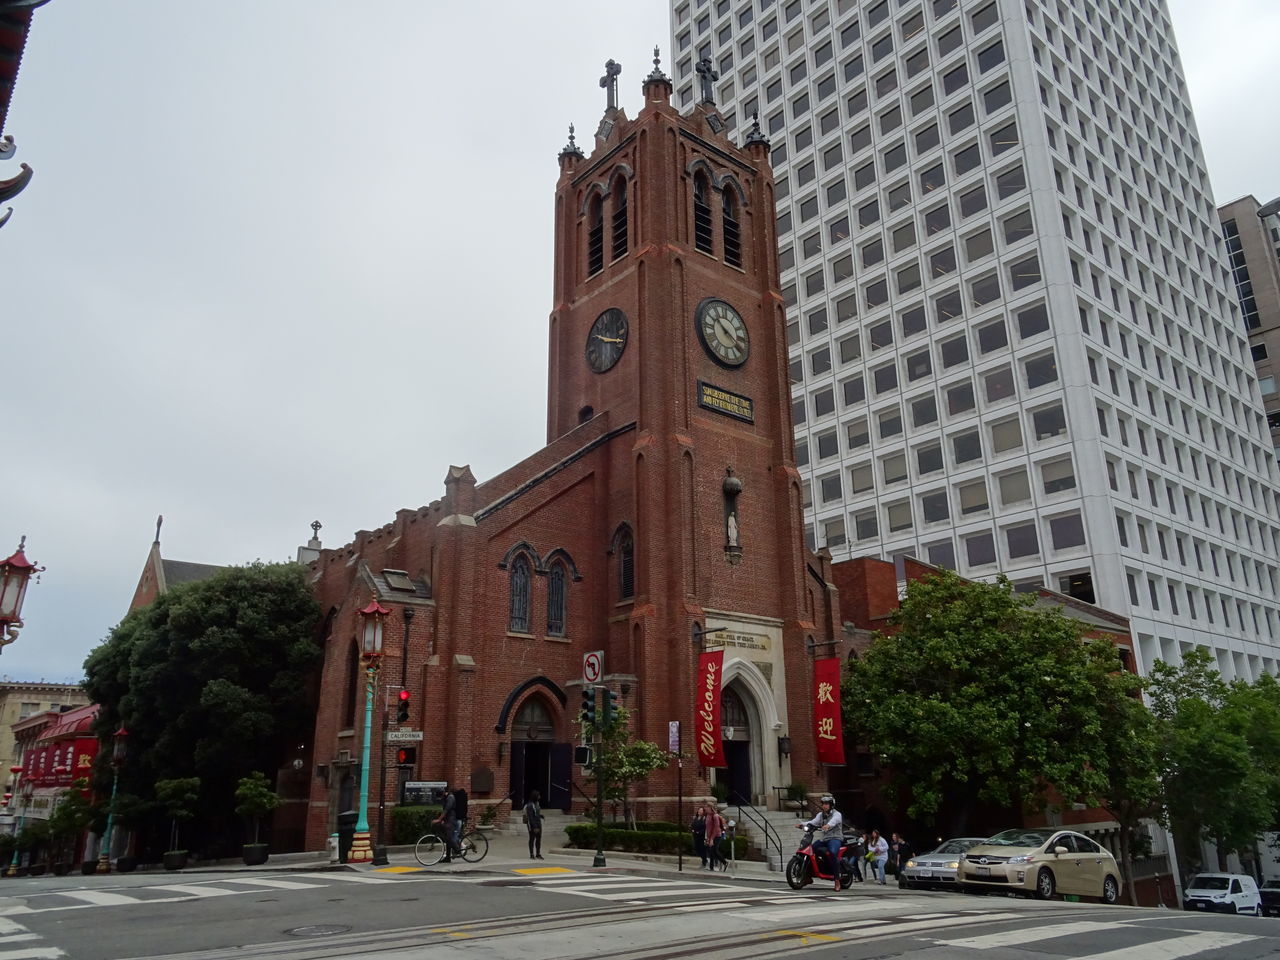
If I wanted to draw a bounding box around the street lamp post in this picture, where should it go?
[96,727,129,874]
[0,536,43,651]
[349,599,388,864]
[6,766,25,876]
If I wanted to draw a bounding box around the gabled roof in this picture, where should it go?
[161,558,225,588]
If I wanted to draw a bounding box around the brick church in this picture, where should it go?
[297,57,846,851]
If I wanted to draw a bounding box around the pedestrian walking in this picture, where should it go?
[844,827,865,882]
[523,790,544,859]
[890,832,914,887]
[869,829,889,884]
[691,806,708,868]
[704,806,726,871]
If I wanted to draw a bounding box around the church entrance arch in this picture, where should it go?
[720,682,761,806]
[509,696,571,812]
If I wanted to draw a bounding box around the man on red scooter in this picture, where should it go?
[797,795,845,890]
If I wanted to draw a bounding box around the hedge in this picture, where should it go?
[564,824,748,858]
[391,805,443,845]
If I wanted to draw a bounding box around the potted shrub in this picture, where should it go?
[784,782,809,812]
[234,771,280,866]
[155,777,200,872]
[16,821,49,877]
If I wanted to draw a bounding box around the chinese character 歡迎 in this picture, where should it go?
[817,717,836,740]
[817,681,835,704]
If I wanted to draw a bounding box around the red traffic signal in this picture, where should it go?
[395,746,417,766]
[396,689,411,723]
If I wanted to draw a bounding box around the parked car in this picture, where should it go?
[900,838,987,889]
[957,827,1121,903]
[1260,878,1280,917]
[1182,873,1262,915]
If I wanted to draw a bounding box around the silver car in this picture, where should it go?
[901,837,987,889]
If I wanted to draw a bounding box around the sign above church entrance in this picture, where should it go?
[697,381,754,423]
[703,629,771,654]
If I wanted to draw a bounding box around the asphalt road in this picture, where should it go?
[0,863,1275,960]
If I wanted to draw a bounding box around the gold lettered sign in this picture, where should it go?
[697,381,754,423]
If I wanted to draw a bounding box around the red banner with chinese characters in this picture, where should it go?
[696,650,727,768]
[813,656,845,765]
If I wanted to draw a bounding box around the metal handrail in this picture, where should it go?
[552,778,595,814]
[733,798,785,866]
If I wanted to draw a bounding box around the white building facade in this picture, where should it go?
[667,0,1280,680]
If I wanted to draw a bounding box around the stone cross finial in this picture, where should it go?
[696,58,719,105]
[600,59,622,110]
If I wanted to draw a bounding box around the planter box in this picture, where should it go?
[162,851,188,872]
[81,861,99,875]
[242,844,269,866]
[115,857,138,873]
[52,863,70,877]
[26,864,46,877]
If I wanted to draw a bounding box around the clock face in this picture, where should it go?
[585,307,629,373]
[696,298,749,367]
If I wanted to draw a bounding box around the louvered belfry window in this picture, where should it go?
[722,186,741,267]
[509,555,531,633]
[588,194,605,276]
[611,179,628,261]
[693,174,714,254]
[618,529,635,599]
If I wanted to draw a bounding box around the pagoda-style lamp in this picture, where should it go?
[0,537,42,649]
[349,600,389,864]
[96,727,129,874]
[6,766,23,875]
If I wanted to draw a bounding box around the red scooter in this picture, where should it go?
[786,826,858,890]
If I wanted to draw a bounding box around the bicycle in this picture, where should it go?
[414,823,489,865]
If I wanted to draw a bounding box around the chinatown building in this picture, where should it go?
[300,57,843,850]
[9,703,97,860]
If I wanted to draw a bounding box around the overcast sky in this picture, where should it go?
[4,1,1277,684]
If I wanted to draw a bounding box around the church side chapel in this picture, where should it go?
[301,50,844,855]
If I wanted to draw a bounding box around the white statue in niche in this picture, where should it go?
[726,510,739,548]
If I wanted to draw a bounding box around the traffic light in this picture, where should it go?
[395,746,416,766]
[602,688,620,725]
[396,689,411,723]
[581,687,598,729]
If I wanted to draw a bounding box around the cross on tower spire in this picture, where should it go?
[599,59,622,111]
[695,58,719,105]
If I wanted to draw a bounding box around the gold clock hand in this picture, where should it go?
[595,335,624,343]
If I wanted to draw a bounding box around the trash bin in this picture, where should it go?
[337,810,358,864]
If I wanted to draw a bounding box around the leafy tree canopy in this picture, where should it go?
[82,562,321,850]
[581,704,669,826]
[842,570,1133,833]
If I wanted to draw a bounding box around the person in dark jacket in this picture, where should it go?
[691,806,708,867]
[523,790,544,859]
[890,832,914,887]
[435,780,460,862]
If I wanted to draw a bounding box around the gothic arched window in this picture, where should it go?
[618,527,635,600]
[611,177,629,261]
[722,186,741,268]
[547,562,567,636]
[587,193,605,276]
[509,554,531,633]
[693,173,714,254]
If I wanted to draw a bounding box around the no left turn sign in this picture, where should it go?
[583,650,603,684]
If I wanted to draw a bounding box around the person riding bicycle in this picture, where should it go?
[798,796,845,890]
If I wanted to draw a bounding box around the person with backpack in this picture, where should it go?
[523,790,544,859]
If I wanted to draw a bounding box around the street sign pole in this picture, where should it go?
[592,707,606,868]
[672,721,683,873]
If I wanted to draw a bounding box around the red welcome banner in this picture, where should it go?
[813,656,845,765]
[696,650,727,767]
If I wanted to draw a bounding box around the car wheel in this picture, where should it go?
[1102,875,1120,905]
[785,855,810,890]
[1035,868,1056,900]
[1254,905,1263,917]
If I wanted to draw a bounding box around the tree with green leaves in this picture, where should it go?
[83,561,321,856]
[1147,648,1280,873]
[581,704,669,827]
[234,771,281,846]
[842,570,1129,835]
[155,777,201,854]
[46,779,98,865]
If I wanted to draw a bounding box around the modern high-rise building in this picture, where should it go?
[668,0,1280,680]
[1218,194,1280,460]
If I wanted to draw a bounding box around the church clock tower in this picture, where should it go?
[546,52,839,805]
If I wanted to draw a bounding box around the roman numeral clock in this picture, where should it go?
[695,297,749,367]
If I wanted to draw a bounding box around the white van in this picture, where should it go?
[1182,873,1262,915]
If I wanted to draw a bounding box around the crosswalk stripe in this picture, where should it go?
[933,919,1121,949]
[833,912,1023,939]
[43,892,142,907]
[0,936,38,945]
[676,901,750,912]
[149,884,239,898]
[292,872,396,884]
[531,875,637,885]
[0,948,62,959]
[0,924,24,937]
[1075,931,1259,960]
[213,878,321,891]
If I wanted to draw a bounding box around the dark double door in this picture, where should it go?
[724,740,752,805]
[510,741,571,812]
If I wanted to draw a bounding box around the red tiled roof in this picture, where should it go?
[38,702,98,742]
